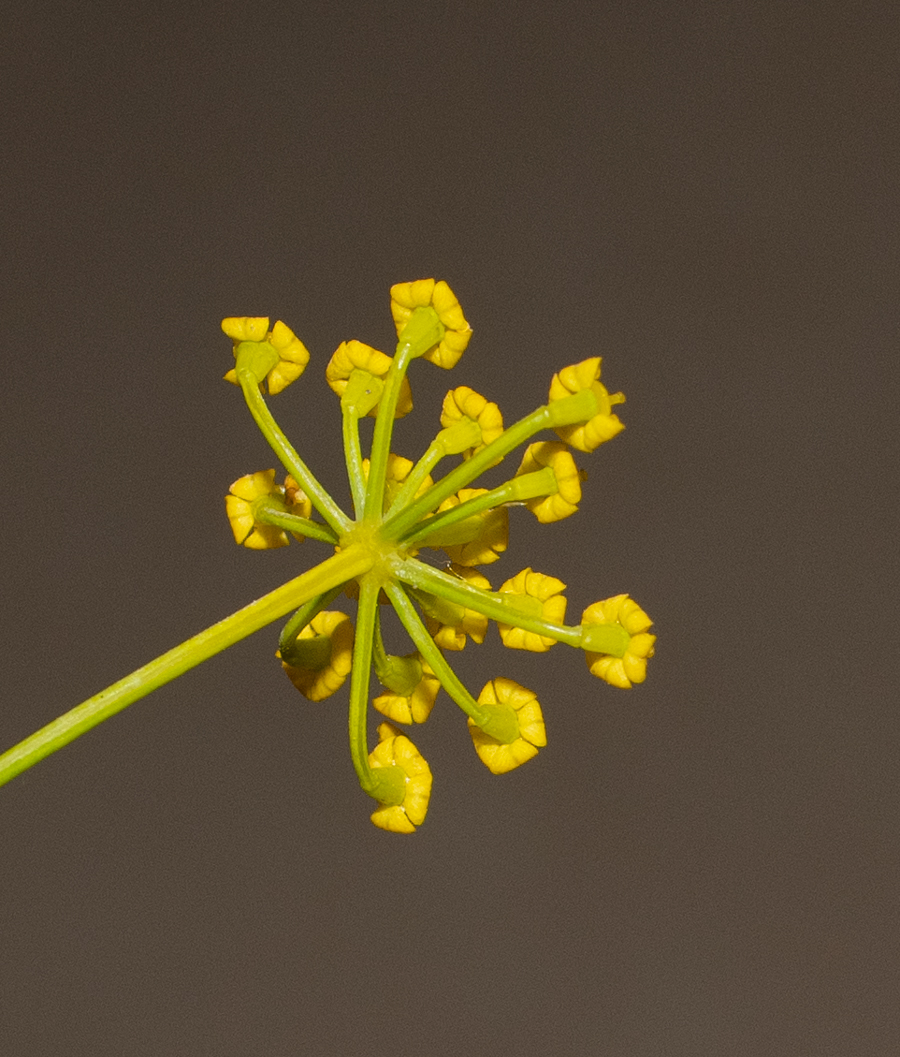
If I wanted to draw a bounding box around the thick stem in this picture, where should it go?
[0,545,374,789]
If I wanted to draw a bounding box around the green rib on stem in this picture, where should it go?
[0,545,374,789]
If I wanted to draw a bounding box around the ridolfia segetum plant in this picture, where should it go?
[0,279,656,832]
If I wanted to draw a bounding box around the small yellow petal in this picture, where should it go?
[221,316,269,342]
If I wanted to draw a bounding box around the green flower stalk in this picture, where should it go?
[0,279,656,832]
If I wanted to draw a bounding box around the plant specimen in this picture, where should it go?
[0,280,656,831]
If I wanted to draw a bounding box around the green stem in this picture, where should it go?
[383,410,541,537]
[238,368,350,536]
[347,576,380,792]
[398,558,631,656]
[362,347,412,522]
[385,582,487,725]
[252,500,339,545]
[403,467,558,547]
[386,419,482,519]
[0,545,374,789]
[342,407,367,518]
[277,585,345,658]
[382,391,596,540]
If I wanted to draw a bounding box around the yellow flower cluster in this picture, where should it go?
[582,596,656,688]
[390,279,472,368]
[222,317,310,395]
[219,278,656,833]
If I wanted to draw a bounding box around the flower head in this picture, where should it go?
[516,441,583,523]
[373,655,441,724]
[432,489,509,566]
[368,723,433,833]
[362,453,433,513]
[326,339,412,418]
[549,357,625,452]
[222,318,310,395]
[424,565,490,650]
[582,595,656,688]
[440,386,504,460]
[225,470,291,549]
[468,678,547,774]
[390,279,472,368]
[497,568,567,651]
[280,611,355,701]
[218,280,655,832]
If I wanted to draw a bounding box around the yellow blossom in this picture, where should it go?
[548,357,625,452]
[516,441,582,523]
[369,722,433,833]
[432,489,508,566]
[222,318,310,395]
[468,678,547,774]
[325,339,412,417]
[225,470,290,549]
[280,611,355,701]
[390,279,472,368]
[582,595,656,688]
[440,386,504,459]
[424,565,491,650]
[497,568,567,651]
[373,656,441,724]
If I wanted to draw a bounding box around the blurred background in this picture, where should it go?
[1,2,897,1054]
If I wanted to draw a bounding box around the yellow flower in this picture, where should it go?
[325,340,412,418]
[497,568,567,651]
[373,656,441,724]
[369,722,433,833]
[222,318,310,395]
[432,489,509,566]
[225,470,290,549]
[548,357,625,452]
[516,441,582,523]
[424,565,491,650]
[582,595,656,688]
[440,386,504,459]
[280,611,355,701]
[468,678,547,774]
[390,279,472,369]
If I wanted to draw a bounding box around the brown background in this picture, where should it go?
[1,2,897,1054]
